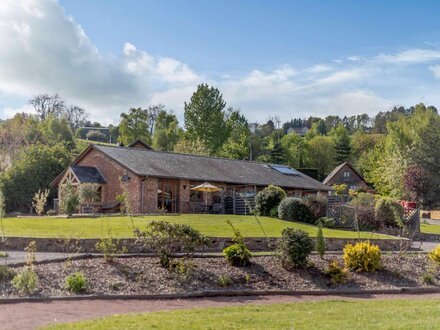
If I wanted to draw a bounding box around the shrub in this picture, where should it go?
[316,222,325,259]
[217,275,232,287]
[46,209,57,216]
[134,221,210,268]
[168,259,193,277]
[95,238,119,262]
[350,192,376,207]
[356,206,381,231]
[428,245,440,264]
[223,220,252,267]
[343,241,382,272]
[32,189,50,216]
[255,185,286,216]
[316,217,336,228]
[269,206,278,218]
[12,269,38,294]
[278,197,314,223]
[65,272,87,293]
[79,183,100,207]
[278,228,313,269]
[304,195,327,220]
[375,197,404,228]
[0,265,16,281]
[60,183,80,216]
[332,184,347,195]
[324,260,348,284]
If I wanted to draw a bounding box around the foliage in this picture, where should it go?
[324,260,348,284]
[374,197,404,228]
[95,238,119,262]
[47,209,57,216]
[79,183,100,206]
[0,265,16,282]
[65,272,87,293]
[32,189,50,216]
[255,185,286,216]
[403,165,429,205]
[278,228,313,269]
[333,124,351,164]
[428,245,440,264]
[316,217,336,228]
[217,274,232,287]
[350,192,376,207]
[60,183,80,216]
[332,184,348,195]
[12,268,38,294]
[152,109,182,151]
[306,135,335,176]
[134,221,210,268]
[1,142,71,212]
[304,194,327,219]
[219,109,251,160]
[173,137,210,156]
[316,222,325,259]
[278,197,314,224]
[184,84,228,155]
[118,107,153,145]
[223,220,252,267]
[86,130,107,142]
[355,206,381,231]
[343,241,382,272]
[270,141,285,164]
[168,259,193,277]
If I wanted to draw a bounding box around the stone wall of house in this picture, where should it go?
[179,179,191,213]
[77,148,142,213]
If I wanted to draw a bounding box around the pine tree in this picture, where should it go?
[334,132,351,164]
[270,141,285,164]
[316,221,326,259]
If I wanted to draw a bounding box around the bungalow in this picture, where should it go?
[51,142,331,215]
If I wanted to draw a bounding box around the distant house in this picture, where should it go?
[51,142,331,215]
[323,162,368,191]
[287,127,309,136]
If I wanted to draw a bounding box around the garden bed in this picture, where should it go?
[1,254,439,298]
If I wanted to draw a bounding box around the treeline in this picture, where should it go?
[0,84,439,212]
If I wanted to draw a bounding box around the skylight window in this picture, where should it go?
[269,165,300,175]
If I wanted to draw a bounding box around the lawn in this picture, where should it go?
[421,222,440,235]
[1,214,391,239]
[42,298,440,330]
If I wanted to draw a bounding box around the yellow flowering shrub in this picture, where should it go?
[343,241,382,272]
[428,245,440,264]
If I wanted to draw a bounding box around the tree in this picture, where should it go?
[64,106,88,132]
[40,116,74,150]
[307,136,335,176]
[184,84,228,154]
[220,109,250,160]
[28,94,65,121]
[79,183,100,207]
[173,138,210,156]
[61,183,80,216]
[270,141,285,164]
[32,189,50,216]
[118,108,152,145]
[333,125,351,164]
[403,165,429,204]
[86,130,107,142]
[0,143,71,212]
[281,133,308,168]
[152,110,182,151]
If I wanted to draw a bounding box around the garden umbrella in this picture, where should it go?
[191,182,222,210]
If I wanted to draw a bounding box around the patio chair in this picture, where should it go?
[210,202,223,214]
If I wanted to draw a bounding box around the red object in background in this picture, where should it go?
[400,200,417,209]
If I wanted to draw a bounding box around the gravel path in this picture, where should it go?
[2,292,440,330]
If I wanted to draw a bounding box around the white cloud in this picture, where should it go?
[305,64,333,73]
[429,65,440,79]
[375,49,440,64]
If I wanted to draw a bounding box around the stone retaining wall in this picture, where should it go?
[1,236,411,253]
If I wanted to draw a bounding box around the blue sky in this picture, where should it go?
[2,0,440,124]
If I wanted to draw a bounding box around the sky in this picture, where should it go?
[2,0,440,124]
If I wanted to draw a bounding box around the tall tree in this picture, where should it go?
[220,109,250,160]
[118,108,152,145]
[307,136,335,176]
[270,141,285,164]
[64,106,88,132]
[28,94,65,121]
[152,110,182,151]
[184,84,228,154]
[332,125,351,164]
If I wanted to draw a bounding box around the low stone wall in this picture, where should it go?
[2,236,411,253]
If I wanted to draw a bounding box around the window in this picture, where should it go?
[269,165,300,176]
[343,171,351,181]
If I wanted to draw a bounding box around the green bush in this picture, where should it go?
[278,228,313,269]
[304,195,327,220]
[375,197,404,228]
[12,269,38,294]
[134,221,210,268]
[223,220,252,267]
[324,260,348,284]
[356,206,381,231]
[0,265,16,282]
[350,192,376,207]
[255,185,286,216]
[95,238,119,262]
[316,222,325,259]
[46,209,57,216]
[217,274,232,287]
[316,217,336,228]
[278,197,314,223]
[65,272,87,293]
[343,241,382,272]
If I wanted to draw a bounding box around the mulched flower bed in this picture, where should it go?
[1,254,439,297]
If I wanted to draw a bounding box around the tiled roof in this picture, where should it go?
[93,145,331,191]
[70,165,106,184]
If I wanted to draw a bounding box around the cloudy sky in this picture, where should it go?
[2,0,440,124]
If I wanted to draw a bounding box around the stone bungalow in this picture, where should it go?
[51,142,332,215]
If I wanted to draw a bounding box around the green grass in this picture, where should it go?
[421,222,440,235]
[41,298,440,330]
[0,251,8,257]
[3,214,391,239]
